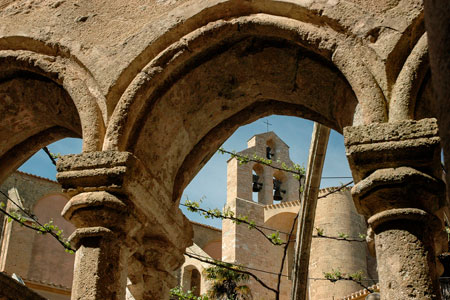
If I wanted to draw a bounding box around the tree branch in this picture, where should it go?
[42,146,57,166]
[317,181,353,199]
[185,252,278,295]
[0,190,75,252]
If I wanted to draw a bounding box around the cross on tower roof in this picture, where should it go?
[263,119,272,132]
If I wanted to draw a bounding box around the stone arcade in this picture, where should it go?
[0,0,449,299]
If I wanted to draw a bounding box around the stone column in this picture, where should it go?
[345,118,446,300]
[62,191,130,300]
[57,151,193,300]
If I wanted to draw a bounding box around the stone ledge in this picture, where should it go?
[0,272,46,300]
[344,119,441,182]
[344,119,438,146]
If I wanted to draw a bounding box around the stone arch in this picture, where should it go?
[389,32,430,121]
[0,38,107,182]
[104,0,387,113]
[264,211,297,233]
[182,264,202,295]
[384,8,426,99]
[105,13,389,150]
[104,14,389,205]
[264,211,297,279]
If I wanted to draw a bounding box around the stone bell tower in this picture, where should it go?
[222,132,301,299]
[222,132,375,300]
[226,131,300,206]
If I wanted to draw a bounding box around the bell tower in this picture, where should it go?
[226,132,300,206]
[222,132,302,296]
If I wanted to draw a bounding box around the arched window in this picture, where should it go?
[273,171,286,201]
[182,265,202,295]
[252,164,263,202]
[266,139,276,159]
[190,268,201,296]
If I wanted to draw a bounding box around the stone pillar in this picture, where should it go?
[345,118,446,300]
[57,151,193,300]
[62,191,130,300]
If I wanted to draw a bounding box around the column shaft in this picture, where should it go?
[371,210,441,299]
[71,227,128,300]
[345,119,446,300]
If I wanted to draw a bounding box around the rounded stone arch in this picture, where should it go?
[105,14,386,150]
[104,12,389,206]
[383,7,426,98]
[181,264,202,295]
[264,211,298,234]
[0,37,107,182]
[389,32,432,121]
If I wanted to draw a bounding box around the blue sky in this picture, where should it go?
[19,115,352,228]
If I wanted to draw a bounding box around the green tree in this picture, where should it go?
[170,286,208,300]
[204,264,252,300]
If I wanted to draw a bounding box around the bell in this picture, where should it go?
[252,174,263,192]
[266,147,274,159]
[273,189,283,201]
[273,179,286,201]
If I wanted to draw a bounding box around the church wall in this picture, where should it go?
[27,194,75,289]
[0,172,74,300]
[223,188,376,300]
[191,222,221,248]
[309,188,375,300]
[222,132,377,299]
[223,196,291,300]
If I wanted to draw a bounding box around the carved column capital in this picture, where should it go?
[344,118,445,216]
[56,151,193,300]
[62,191,128,230]
[344,118,446,299]
[57,151,193,248]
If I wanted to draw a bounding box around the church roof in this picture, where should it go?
[247,131,290,148]
[338,283,380,300]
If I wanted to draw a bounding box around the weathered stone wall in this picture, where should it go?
[0,1,448,299]
[223,196,288,300]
